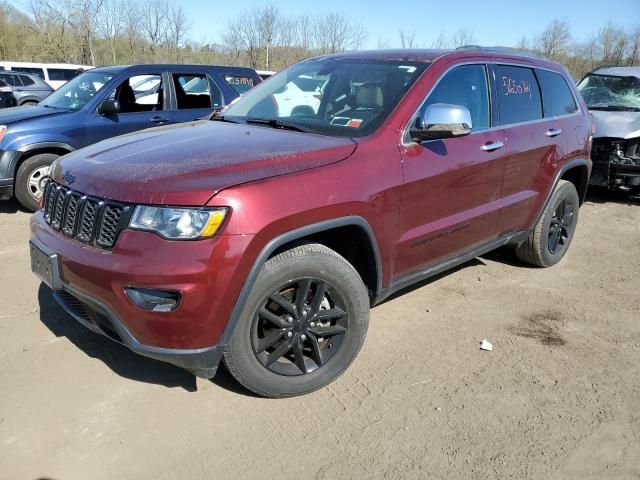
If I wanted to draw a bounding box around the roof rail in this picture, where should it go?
[455,45,544,60]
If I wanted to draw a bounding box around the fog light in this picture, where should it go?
[124,287,181,312]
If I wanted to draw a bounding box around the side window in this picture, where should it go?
[173,73,219,109]
[0,74,20,86]
[535,69,578,117]
[48,68,79,82]
[223,74,256,95]
[12,67,45,79]
[421,65,490,131]
[19,75,34,86]
[495,65,542,125]
[107,74,164,113]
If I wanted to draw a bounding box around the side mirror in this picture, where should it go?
[410,103,472,142]
[100,99,120,116]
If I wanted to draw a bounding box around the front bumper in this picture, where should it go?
[30,211,255,377]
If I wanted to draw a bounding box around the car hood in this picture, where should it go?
[0,105,67,124]
[590,110,640,139]
[51,120,357,205]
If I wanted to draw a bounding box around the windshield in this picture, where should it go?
[577,73,640,111]
[40,71,114,110]
[222,58,428,137]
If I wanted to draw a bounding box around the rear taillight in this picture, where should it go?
[0,125,6,144]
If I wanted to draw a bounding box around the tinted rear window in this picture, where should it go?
[48,68,80,82]
[536,69,578,117]
[12,67,45,79]
[495,65,542,125]
[19,75,35,86]
[223,74,256,94]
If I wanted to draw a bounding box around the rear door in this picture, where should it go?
[168,72,223,123]
[397,64,508,278]
[85,71,171,144]
[492,64,567,235]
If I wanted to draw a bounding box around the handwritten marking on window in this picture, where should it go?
[501,76,532,98]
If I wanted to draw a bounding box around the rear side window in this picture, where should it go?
[0,73,21,86]
[12,67,45,79]
[173,73,222,109]
[48,68,79,82]
[495,65,542,125]
[223,74,256,95]
[421,64,490,131]
[19,75,34,86]
[536,69,578,117]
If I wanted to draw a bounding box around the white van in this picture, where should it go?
[0,62,94,89]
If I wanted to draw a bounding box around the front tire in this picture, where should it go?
[223,243,369,398]
[14,153,58,211]
[516,180,580,267]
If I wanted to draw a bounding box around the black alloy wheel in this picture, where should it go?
[251,277,348,376]
[547,199,575,254]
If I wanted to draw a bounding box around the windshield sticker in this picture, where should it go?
[347,119,363,128]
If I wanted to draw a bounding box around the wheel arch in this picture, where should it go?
[532,158,591,229]
[218,216,383,347]
[12,142,75,181]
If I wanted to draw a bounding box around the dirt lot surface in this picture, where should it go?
[1,189,639,480]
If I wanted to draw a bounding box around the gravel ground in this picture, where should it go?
[1,188,639,480]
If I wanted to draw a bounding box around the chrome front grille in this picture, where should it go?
[42,180,129,249]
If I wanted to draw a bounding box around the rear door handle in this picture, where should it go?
[150,116,169,124]
[481,141,504,152]
[545,128,562,137]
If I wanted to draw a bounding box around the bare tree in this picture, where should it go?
[95,0,121,64]
[598,22,627,65]
[627,25,640,66]
[165,3,190,62]
[258,4,278,70]
[314,12,366,54]
[399,29,417,48]
[431,30,448,49]
[451,28,475,48]
[537,19,571,59]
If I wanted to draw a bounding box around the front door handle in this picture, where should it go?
[545,128,562,137]
[481,141,504,152]
[150,116,169,124]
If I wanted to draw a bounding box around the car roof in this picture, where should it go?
[592,66,640,79]
[90,64,259,75]
[315,47,564,70]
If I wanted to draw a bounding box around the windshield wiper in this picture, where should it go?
[245,117,309,133]
[589,105,640,112]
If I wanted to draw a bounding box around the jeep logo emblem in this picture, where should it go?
[62,170,76,185]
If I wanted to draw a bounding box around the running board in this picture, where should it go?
[374,231,528,304]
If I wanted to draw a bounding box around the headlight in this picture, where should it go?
[129,206,227,240]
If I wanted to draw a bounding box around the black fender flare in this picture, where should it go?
[532,157,591,229]
[8,142,76,177]
[218,215,383,347]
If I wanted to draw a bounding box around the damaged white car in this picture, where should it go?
[577,67,640,191]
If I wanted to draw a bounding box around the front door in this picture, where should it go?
[86,72,170,144]
[397,64,507,279]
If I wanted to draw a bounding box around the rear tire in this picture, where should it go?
[14,153,58,211]
[223,243,369,398]
[516,180,580,267]
[20,100,38,107]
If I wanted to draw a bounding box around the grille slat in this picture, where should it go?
[42,180,126,250]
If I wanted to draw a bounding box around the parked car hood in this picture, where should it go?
[590,110,640,139]
[0,105,66,125]
[51,120,357,205]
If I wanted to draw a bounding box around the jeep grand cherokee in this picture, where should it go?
[30,48,592,397]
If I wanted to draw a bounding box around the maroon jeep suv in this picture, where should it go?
[30,48,592,397]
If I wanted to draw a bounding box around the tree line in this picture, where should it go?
[0,1,638,79]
